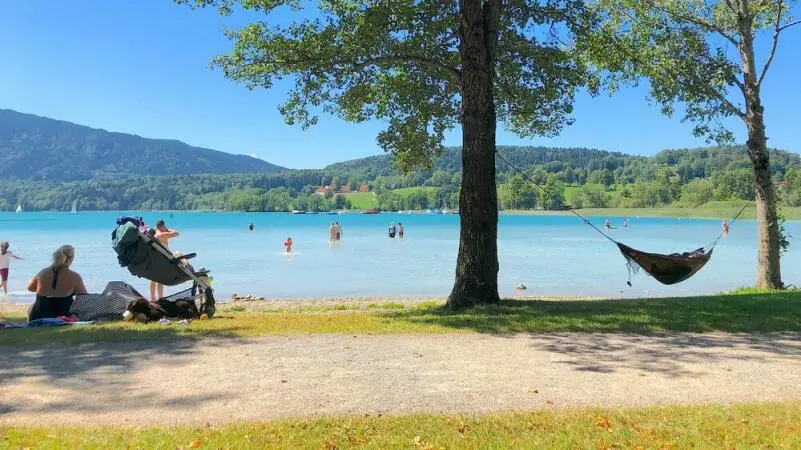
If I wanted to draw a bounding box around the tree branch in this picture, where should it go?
[758,2,783,87]
[645,0,740,46]
[239,53,461,84]
[356,55,461,84]
[778,19,801,32]
[723,0,740,17]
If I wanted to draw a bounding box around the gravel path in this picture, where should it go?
[2,332,801,426]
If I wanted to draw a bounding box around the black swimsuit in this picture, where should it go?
[28,269,74,321]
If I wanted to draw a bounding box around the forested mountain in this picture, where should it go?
[2,143,801,212]
[0,109,286,180]
[1,110,799,212]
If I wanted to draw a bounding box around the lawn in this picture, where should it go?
[563,185,581,204]
[343,191,377,209]
[391,186,440,198]
[3,402,800,449]
[3,290,800,346]
[506,200,801,220]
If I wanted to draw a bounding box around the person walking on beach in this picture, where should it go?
[0,242,24,296]
[398,223,405,239]
[150,220,180,302]
[284,237,294,254]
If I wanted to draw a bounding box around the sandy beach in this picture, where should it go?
[2,331,800,426]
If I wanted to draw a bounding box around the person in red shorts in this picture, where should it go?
[0,241,24,296]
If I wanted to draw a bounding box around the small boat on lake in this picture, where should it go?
[362,209,379,215]
[291,210,306,215]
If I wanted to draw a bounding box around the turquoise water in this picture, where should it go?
[1,211,799,303]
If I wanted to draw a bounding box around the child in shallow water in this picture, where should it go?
[284,237,293,254]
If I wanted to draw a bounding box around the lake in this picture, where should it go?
[1,211,799,303]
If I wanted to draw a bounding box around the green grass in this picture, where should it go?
[344,191,377,209]
[3,290,801,346]
[3,402,800,449]
[505,200,801,220]
[563,185,581,204]
[391,186,440,199]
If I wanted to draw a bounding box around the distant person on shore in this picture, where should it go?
[398,223,405,239]
[388,223,397,239]
[27,245,87,321]
[722,219,730,236]
[334,222,342,241]
[150,220,180,302]
[284,237,294,254]
[248,222,255,231]
[0,242,24,296]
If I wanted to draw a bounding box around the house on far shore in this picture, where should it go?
[313,182,370,196]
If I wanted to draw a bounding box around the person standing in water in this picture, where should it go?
[398,223,405,239]
[248,222,255,231]
[623,218,629,228]
[388,223,397,239]
[0,242,24,296]
[604,219,616,230]
[329,222,336,243]
[334,222,343,241]
[722,219,730,235]
[150,220,180,302]
[284,237,294,253]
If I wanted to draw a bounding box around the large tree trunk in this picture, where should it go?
[739,9,783,289]
[747,126,783,289]
[447,0,501,308]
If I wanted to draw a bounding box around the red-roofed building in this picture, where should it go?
[339,185,352,193]
[314,185,331,195]
[358,183,369,193]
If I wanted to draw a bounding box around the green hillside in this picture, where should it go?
[0,109,287,181]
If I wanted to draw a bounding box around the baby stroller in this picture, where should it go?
[111,217,216,318]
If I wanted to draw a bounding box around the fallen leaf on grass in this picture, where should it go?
[412,435,444,450]
[188,440,201,448]
[529,389,539,394]
[321,440,338,450]
[595,416,612,430]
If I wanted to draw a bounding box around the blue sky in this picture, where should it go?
[1,1,799,169]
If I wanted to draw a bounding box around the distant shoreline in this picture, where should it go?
[5,205,801,220]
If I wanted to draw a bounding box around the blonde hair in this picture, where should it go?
[50,245,75,271]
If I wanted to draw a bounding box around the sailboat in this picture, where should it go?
[70,200,78,214]
[15,203,22,213]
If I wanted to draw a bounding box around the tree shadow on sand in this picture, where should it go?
[384,292,801,377]
[526,332,801,378]
[0,327,242,418]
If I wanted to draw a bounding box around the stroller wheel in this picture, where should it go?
[204,303,216,318]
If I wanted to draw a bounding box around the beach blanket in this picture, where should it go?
[69,281,147,322]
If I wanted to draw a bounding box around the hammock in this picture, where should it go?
[616,242,713,286]
[495,150,747,286]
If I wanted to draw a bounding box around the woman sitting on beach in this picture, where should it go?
[26,245,87,321]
